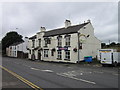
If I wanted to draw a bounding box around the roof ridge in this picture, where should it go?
[46,22,89,33]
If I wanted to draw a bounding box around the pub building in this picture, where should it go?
[28,19,101,63]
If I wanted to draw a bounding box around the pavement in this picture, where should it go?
[2,69,32,89]
[1,56,120,89]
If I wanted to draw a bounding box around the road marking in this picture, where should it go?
[93,71,103,74]
[0,65,43,90]
[41,70,53,72]
[31,68,39,70]
[57,73,96,85]
[113,73,118,76]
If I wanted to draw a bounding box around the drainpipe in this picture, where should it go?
[77,32,80,63]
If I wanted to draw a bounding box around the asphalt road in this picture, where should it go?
[1,56,119,89]
[2,69,32,89]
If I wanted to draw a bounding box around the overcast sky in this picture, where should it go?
[1,2,118,43]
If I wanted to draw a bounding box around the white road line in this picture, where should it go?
[113,73,118,76]
[30,68,40,70]
[41,70,53,72]
[93,71,103,74]
[56,73,96,85]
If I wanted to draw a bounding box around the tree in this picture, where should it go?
[109,42,116,47]
[101,43,106,48]
[1,31,24,55]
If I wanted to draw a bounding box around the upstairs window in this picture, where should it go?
[44,39,48,47]
[57,36,62,47]
[44,38,51,47]
[65,36,70,46]
[32,40,35,48]
[38,39,41,47]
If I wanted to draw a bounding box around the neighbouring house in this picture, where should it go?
[6,37,29,58]
[28,19,101,63]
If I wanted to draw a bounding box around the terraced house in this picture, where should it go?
[28,20,101,63]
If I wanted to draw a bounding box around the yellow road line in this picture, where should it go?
[0,65,43,90]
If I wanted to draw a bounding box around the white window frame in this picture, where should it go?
[38,39,41,47]
[65,50,70,60]
[65,36,70,46]
[58,37,62,47]
[32,40,35,48]
[57,50,62,59]
[44,49,49,57]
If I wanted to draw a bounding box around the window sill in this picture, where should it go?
[57,46,62,48]
[57,58,62,60]
[44,46,48,47]
[64,46,71,47]
[64,59,70,61]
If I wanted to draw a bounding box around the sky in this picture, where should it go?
[1,2,118,44]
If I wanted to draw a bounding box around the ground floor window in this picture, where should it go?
[65,50,70,60]
[57,50,62,60]
[44,49,49,57]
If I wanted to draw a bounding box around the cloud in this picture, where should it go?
[1,2,118,43]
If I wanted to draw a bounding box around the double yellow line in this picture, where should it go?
[0,65,43,90]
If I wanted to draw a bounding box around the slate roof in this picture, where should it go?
[44,22,89,37]
[10,41,24,46]
[29,35,37,39]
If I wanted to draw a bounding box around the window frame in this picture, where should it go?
[44,49,49,57]
[57,36,62,47]
[32,40,35,48]
[38,39,41,47]
[57,50,62,60]
[64,50,70,60]
[65,35,70,47]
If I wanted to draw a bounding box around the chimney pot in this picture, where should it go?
[65,19,71,28]
[40,27,46,32]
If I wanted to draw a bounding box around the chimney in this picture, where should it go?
[65,20,71,28]
[87,19,91,23]
[40,27,46,32]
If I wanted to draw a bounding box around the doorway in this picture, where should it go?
[38,50,41,60]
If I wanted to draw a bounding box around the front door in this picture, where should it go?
[38,50,41,60]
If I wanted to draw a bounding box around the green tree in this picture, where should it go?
[1,31,24,55]
[101,43,106,48]
[110,42,116,47]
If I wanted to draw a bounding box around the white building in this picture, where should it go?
[28,20,101,63]
[6,37,29,58]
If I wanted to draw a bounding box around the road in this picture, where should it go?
[1,56,119,89]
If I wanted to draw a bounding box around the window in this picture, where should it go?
[57,50,62,60]
[44,49,48,57]
[38,39,41,47]
[14,51,16,56]
[65,36,70,46]
[44,38,51,47]
[32,40,35,48]
[32,50,35,54]
[47,38,51,44]
[58,36,62,47]
[29,50,31,54]
[65,50,70,60]
[51,51,54,56]
[44,39,48,47]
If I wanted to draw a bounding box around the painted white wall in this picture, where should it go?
[7,37,29,57]
[28,22,101,63]
[78,23,101,61]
